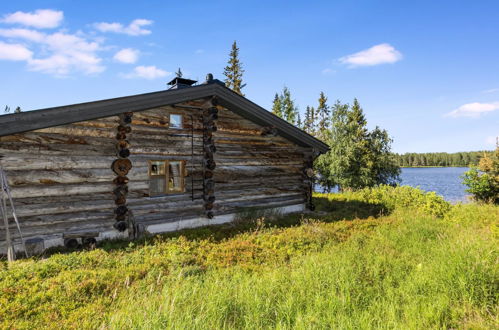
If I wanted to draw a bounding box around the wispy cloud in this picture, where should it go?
[0,28,45,42]
[122,65,170,79]
[113,48,139,64]
[0,27,103,75]
[0,41,32,60]
[339,43,402,68]
[195,49,205,54]
[0,10,153,77]
[445,102,499,118]
[482,88,499,94]
[94,19,153,36]
[321,68,335,75]
[1,9,63,29]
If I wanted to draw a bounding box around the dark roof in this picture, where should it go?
[0,79,329,153]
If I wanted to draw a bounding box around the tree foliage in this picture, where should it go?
[223,41,244,95]
[272,87,299,124]
[315,92,329,140]
[302,106,316,135]
[462,142,499,204]
[315,99,400,191]
[271,93,283,118]
[394,151,490,167]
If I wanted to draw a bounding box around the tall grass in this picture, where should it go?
[108,211,497,329]
[0,186,497,329]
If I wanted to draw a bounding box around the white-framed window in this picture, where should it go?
[169,114,183,129]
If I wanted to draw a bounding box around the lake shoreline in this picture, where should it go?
[400,166,471,168]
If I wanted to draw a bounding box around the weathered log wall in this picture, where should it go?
[0,101,311,251]
[126,105,205,226]
[212,106,309,216]
[0,117,119,245]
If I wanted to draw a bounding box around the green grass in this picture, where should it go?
[0,186,497,329]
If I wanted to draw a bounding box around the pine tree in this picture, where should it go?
[223,41,244,95]
[316,92,329,140]
[14,106,21,113]
[297,113,302,129]
[271,93,283,118]
[175,68,183,78]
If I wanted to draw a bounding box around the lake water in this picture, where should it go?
[316,167,471,203]
[400,167,470,202]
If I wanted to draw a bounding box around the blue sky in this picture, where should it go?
[0,1,498,153]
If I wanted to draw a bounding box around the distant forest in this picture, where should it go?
[394,151,492,167]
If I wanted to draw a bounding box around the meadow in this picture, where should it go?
[0,186,497,329]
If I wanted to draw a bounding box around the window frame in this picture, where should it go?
[169,113,184,129]
[148,160,186,196]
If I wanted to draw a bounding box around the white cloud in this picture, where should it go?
[0,28,45,42]
[94,19,152,36]
[195,49,205,54]
[123,65,169,79]
[445,102,499,118]
[1,9,63,29]
[0,41,32,61]
[0,27,104,75]
[113,48,139,64]
[482,88,499,94]
[28,32,103,75]
[339,43,402,67]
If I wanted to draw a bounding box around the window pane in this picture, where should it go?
[170,114,183,129]
[168,161,183,192]
[169,161,181,177]
[150,161,165,175]
[168,176,183,191]
[150,177,166,195]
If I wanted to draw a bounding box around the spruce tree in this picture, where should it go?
[303,106,312,133]
[223,41,244,95]
[316,92,329,140]
[272,93,283,118]
[281,87,298,125]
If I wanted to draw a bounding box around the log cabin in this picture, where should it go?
[0,74,328,255]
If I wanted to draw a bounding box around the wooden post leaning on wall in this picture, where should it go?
[202,97,218,219]
[303,150,317,211]
[111,112,134,235]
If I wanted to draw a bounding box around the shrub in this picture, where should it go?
[315,185,451,218]
[462,144,499,204]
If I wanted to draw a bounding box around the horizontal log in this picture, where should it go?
[0,155,116,170]
[6,168,116,186]
[0,142,116,156]
[9,182,113,198]
[36,126,115,138]
[0,132,115,146]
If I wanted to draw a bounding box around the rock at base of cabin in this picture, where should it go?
[114,221,127,232]
[82,237,97,249]
[25,237,44,256]
[64,238,79,249]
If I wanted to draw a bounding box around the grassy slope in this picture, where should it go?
[0,186,497,329]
